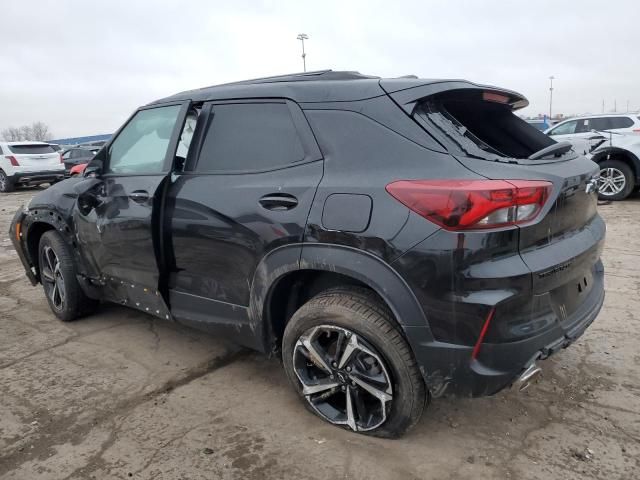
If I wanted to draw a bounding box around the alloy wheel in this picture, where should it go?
[0,172,6,192]
[41,245,66,310]
[598,167,626,196]
[292,325,393,432]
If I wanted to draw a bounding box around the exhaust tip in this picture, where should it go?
[514,364,542,392]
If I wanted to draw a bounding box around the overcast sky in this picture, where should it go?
[1,0,638,139]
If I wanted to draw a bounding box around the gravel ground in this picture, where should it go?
[0,187,639,480]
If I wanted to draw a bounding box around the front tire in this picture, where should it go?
[598,159,634,201]
[0,170,14,193]
[282,287,427,438]
[38,230,98,321]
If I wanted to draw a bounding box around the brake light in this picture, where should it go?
[386,179,553,230]
[6,156,19,166]
[483,91,510,104]
[633,129,640,134]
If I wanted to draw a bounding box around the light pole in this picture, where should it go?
[297,33,309,72]
[549,76,555,120]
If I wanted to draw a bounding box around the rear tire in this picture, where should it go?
[38,230,98,321]
[282,287,427,438]
[0,170,14,193]
[598,159,634,201]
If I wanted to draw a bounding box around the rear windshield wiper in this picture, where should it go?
[528,141,572,160]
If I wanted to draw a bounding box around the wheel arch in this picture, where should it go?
[591,147,640,181]
[23,209,77,282]
[250,243,433,354]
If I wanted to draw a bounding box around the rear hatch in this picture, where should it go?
[7,143,62,171]
[383,81,604,329]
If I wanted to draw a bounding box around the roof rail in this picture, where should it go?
[211,70,378,88]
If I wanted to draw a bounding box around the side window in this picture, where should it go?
[549,120,577,136]
[196,103,305,172]
[575,119,590,133]
[608,117,634,129]
[107,105,181,174]
[62,150,71,160]
[589,117,611,131]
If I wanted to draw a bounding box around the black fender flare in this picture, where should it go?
[591,147,640,180]
[250,243,434,350]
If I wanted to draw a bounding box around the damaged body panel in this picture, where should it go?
[9,71,605,436]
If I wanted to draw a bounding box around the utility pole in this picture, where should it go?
[602,99,605,113]
[296,33,309,72]
[549,76,555,120]
[614,99,617,112]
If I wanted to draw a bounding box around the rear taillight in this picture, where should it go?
[633,129,640,134]
[6,156,19,166]
[386,179,553,230]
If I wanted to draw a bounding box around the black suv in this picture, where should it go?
[10,71,605,437]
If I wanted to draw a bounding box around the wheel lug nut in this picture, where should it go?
[341,385,346,391]
[329,375,334,379]
[331,361,337,368]
[346,366,351,372]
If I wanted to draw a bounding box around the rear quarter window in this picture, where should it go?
[608,117,634,129]
[196,103,305,172]
[8,144,56,154]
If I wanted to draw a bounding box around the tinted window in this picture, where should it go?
[588,118,610,131]
[197,103,304,172]
[608,117,634,129]
[549,120,577,135]
[107,105,181,174]
[8,144,56,154]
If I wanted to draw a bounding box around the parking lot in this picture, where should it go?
[0,188,638,480]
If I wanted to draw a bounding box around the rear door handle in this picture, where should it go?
[129,190,150,203]
[259,193,298,211]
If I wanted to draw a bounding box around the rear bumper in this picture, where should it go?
[407,259,604,397]
[10,170,65,185]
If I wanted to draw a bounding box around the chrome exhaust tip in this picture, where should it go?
[514,364,542,392]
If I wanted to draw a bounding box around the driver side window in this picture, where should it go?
[107,105,181,174]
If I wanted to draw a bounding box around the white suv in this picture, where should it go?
[546,114,640,200]
[0,142,65,193]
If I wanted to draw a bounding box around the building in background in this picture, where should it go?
[49,133,112,146]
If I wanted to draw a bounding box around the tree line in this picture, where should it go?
[1,122,52,142]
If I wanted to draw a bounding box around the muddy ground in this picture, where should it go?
[0,187,638,480]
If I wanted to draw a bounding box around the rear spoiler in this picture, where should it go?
[379,79,529,114]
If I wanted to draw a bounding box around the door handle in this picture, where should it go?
[129,190,150,203]
[259,193,298,211]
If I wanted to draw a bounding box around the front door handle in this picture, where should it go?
[259,193,298,211]
[129,190,150,203]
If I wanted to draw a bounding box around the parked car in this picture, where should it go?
[546,114,640,200]
[526,118,553,131]
[0,141,65,192]
[61,146,100,175]
[9,71,605,437]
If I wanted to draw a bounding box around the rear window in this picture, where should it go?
[414,91,556,160]
[8,144,56,154]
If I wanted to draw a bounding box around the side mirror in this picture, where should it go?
[83,159,103,178]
